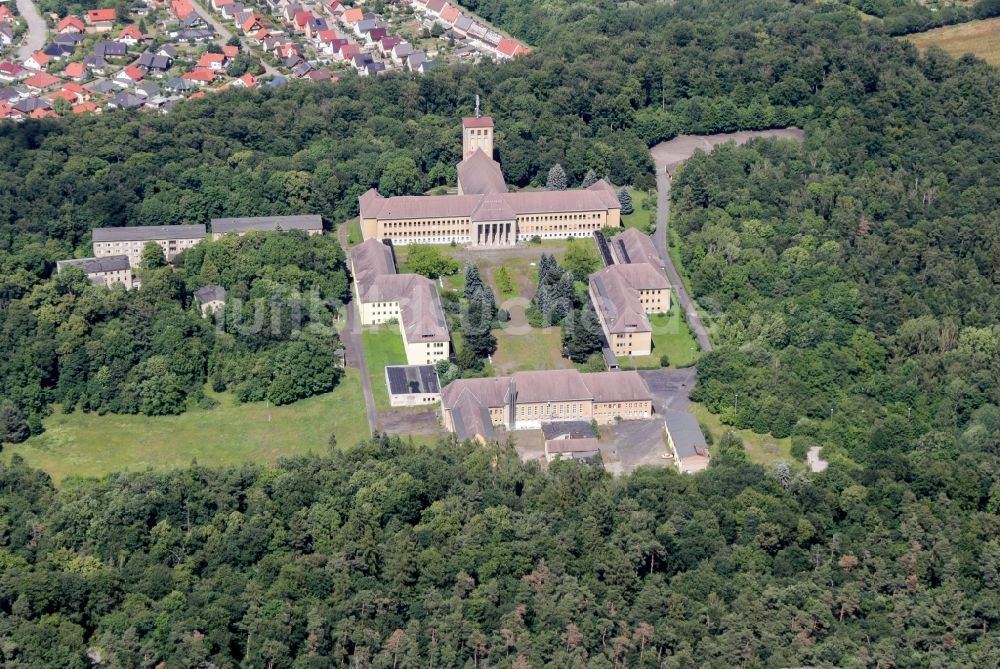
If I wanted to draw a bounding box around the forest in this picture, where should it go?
[0,0,999,664]
[0,231,349,441]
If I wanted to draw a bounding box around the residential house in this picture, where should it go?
[113,65,144,86]
[337,42,359,60]
[23,72,62,91]
[181,67,216,85]
[405,51,425,71]
[305,68,333,82]
[416,59,437,73]
[241,14,265,35]
[72,100,101,114]
[54,32,84,45]
[94,41,127,59]
[0,62,23,83]
[340,7,363,24]
[663,411,710,473]
[107,91,144,108]
[0,6,14,23]
[170,0,194,19]
[137,52,172,74]
[24,52,50,70]
[117,24,145,45]
[164,76,195,93]
[304,17,327,38]
[56,16,86,34]
[177,28,214,42]
[438,3,460,26]
[222,45,239,59]
[13,97,52,114]
[60,82,93,102]
[0,86,24,102]
[193,285,226,316]
[210,0,233,10]
[0,25,12,48]
[231,71,256,88]
[353,17,378,37]
[197,52,228,71]
[423,0,445,18]
[293,10,315,32]
[157,44,179,59]
[390,41,413,64]
[89,78,118,94]
[42,44,75,60]
[451,15,472,37]
[291,60,312,77]
[82,54,108,75]
[135,81,160,97]
[56,255,133,288]
[86,8,117,32]
[378,35,401,54]
[496,37,528,59]
[365,26,386,45]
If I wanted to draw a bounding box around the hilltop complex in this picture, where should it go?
[358,116,622,246]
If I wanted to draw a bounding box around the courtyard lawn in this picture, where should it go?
[904,17,1000,66]
[491,327,570,374]
[621,187,655,232]
[3,371,370,483]
[690,403,793,466]
[361,325,408,411]
[615,299,700,369]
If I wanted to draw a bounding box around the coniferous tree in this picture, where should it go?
[546,164,567,191]
[562,304,603,362]
[582,169,597,187]
[463,264,484,301]
[618,187,634,215]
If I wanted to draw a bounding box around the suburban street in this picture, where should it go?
[15,0,46,61]
[187,0,280,76]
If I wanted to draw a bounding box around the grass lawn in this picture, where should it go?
[361,325,408,411]
[344,219,363,246]
[621,188,655,232]
[3,371,370,483]
[617,301,700,369]
[904,17,1000,65]
[491,327,570,374]
[689,403,793,466]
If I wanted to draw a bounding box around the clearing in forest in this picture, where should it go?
[903,17,1000,65]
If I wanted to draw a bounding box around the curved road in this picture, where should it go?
[649,129,805,354]
[15,0,47,61]
[187,0,280,76]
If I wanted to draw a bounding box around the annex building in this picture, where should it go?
[349,238,450,365]
[588,228,672,357]
[440,369,652,441]
[56,255,133,289]
[359,116,622,246]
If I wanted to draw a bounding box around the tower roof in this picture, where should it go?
[462,116,493,128]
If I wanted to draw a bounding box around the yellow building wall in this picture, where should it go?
[402,338,449,365]
[610,331,652,357]
[639,287,671,314]
[593,400,652,424]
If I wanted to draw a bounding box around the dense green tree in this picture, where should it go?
[402,245,460,279]
[562,303,603,362]
[141,242,167,269]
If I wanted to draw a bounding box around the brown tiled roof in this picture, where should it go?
[589,266,651,335]
[545,437,599,453]
[359,188,386,219]
[349,238,395,298]
[512,369,592,403]
[587,179,621,210]
[607,262,669,290]
[612,227,662,268]
[502,189,617,216]
[457,149,506,195]
[472,193,517,222]
[581,371,651,403]
[372,194,483,220]
[441,376,511,408]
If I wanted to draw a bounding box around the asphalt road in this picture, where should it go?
[187,0,280,76]
[344,298,377,436]
[15,0,46,61]
[649,129,806,354]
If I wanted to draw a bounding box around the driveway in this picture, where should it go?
[15,0,46,61]
[342,298,377,436]
[600,417,670,475]
[639,368,697,414]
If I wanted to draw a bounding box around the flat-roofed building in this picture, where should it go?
[349,239,450,365]
[56,255,133,288]
[92,224,206,266]
[385,364,441,406]
[358,116,621,247]
[210,215,323,239]
[663,410,710,474]
[440,369,652,439]
[544,436,600,463]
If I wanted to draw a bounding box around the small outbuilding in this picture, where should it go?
[194,285,226,317]
[385,364,441,407]
[544,436,600,463]
[664,410,710,474]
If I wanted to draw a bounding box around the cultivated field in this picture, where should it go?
[904,17,1000,65]
[3,371,370,483]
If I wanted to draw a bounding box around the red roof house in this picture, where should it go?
[63,62,88,79]
[222,45,239,58]
[182,68,216,84]
[86,8,117,24]
[171,0,194,19]
[57,15,86,33]
[24,72,62,90]
[232,72,256,88]
[72,101,100,114]
[0,6,14,23]
[438,4,461,25]
[117,25,145,44]
[496,38,528,58]
[24,52,50,70]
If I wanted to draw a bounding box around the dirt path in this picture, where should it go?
[15,0,46,61]
[649,128,805,353]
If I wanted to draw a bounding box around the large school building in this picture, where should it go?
[358,116,622,246]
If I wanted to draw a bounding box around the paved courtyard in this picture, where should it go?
[639,368,697,414]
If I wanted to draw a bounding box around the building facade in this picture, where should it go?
[664,410,710,474]
[92,224,206,266]
[440,369,652,440]
[359,116,622,247]
[349,239,450,365]
[56,255,133,288]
